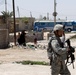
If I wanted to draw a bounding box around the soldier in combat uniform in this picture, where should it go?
[47,24,71,75]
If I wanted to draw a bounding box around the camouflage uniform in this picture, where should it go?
[47,24,71,75]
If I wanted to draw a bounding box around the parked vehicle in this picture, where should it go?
[33,20,76,32]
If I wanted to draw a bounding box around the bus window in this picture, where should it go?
[62,22,65,25]
[47,23,50,26]
[35,22,40,26]
[67,22,72,25]
[59,22,62,24]
[40,23,45,25]
[49,22,54,27]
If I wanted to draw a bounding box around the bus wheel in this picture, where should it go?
[67,28,72,32]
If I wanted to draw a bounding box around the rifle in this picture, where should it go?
[66,39,75,69]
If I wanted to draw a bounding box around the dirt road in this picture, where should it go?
[0,32,75,75]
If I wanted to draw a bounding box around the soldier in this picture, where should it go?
[47,24,71,75]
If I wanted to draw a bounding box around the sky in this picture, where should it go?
[0,0,76,21]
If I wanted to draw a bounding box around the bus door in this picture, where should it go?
[34,22,40,31]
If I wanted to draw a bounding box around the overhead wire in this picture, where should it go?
[19,7,49,15]
[0,0,76,20]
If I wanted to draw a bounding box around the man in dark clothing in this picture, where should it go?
[18,31,26,46]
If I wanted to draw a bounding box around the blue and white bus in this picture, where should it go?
[33,20,76,32]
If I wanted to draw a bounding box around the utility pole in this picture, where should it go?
[17,6,20,18]
[12,0,16,46]
[30,12,32,18]
[5,0,9,45]
[47,13,49,20]
[5,0,8,28]
[53,0,57,26]
[5,0,7,13]
[66,17,67,21]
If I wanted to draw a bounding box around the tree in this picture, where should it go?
[1,11,13,23]
[43,16,46,20]
[22,17,28,24]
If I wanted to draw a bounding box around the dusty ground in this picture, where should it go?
[0,32,76,75]
[0,47,49,63]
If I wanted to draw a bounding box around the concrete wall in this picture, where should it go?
[9,32,43,43]
[8,17,35,32]
[0,24,7,29]
[26,32,43,42]
[0,29,9,48]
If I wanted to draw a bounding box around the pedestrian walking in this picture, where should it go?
[17,32,21,45]
[47,24,71,75]
[18,30,26,46]
[33,33,37,48]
